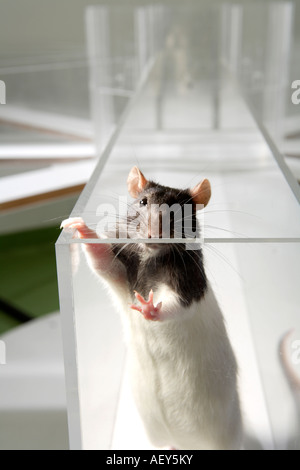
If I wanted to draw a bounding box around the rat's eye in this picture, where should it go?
[139,197,148,207]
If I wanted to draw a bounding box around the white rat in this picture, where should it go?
[61,166,243,450]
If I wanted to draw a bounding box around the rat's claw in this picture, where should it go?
[130,304,142,313]
[60,217,84,229]
[134,291,147,305]
[134,289,154,305]
[60,217,98,239]
[131,290,162,321]
[148,289,154,303]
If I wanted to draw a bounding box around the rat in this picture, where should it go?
[61,166,243,450]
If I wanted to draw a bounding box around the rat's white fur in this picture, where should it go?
[90,255,243,450]
[62,217,243,449]
[124,282,243,450]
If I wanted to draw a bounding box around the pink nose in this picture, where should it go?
[148,214,162,238]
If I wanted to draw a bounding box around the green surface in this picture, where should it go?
[0,226,61,335]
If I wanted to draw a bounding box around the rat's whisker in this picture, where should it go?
[203,244,243,281]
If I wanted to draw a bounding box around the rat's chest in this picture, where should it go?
[128,255,207,307]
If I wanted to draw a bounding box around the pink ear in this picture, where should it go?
[127,167,148,198]
[190,179,211,207]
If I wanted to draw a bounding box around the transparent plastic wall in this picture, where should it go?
[86,4,166,153]
[221,0,300,169]
[56,1,300,450]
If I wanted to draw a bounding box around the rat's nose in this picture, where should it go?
[147,211,163,238]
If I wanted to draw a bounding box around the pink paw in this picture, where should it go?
[130,290,162,321]
[61,217,113,267]
[60,217,97,239]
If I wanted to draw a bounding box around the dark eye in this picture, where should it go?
[139,197,148,206]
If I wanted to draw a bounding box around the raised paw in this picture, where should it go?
[61,217,116,273]
[130,290,162,321]
[60,217,98,239]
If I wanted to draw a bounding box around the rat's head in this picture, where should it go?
[127,167,211,255]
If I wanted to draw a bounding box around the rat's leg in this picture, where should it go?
[61,217,126,283]
[130,290,162,321]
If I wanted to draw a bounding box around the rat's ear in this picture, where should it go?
[127,166,148,198]
[190,178,211,207]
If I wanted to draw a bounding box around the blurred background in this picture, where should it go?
[0,0,300,450]
[0,0,100,333]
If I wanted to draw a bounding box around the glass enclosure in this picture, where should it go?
[56,1,300,450]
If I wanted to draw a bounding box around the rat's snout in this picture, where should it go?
[145,209,164,251]
[140,201,185,245]
[148,205,181,241]
[147,209,163,239]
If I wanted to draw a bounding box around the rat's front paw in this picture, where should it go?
[61,217,97,239]
[130,290,162,321]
